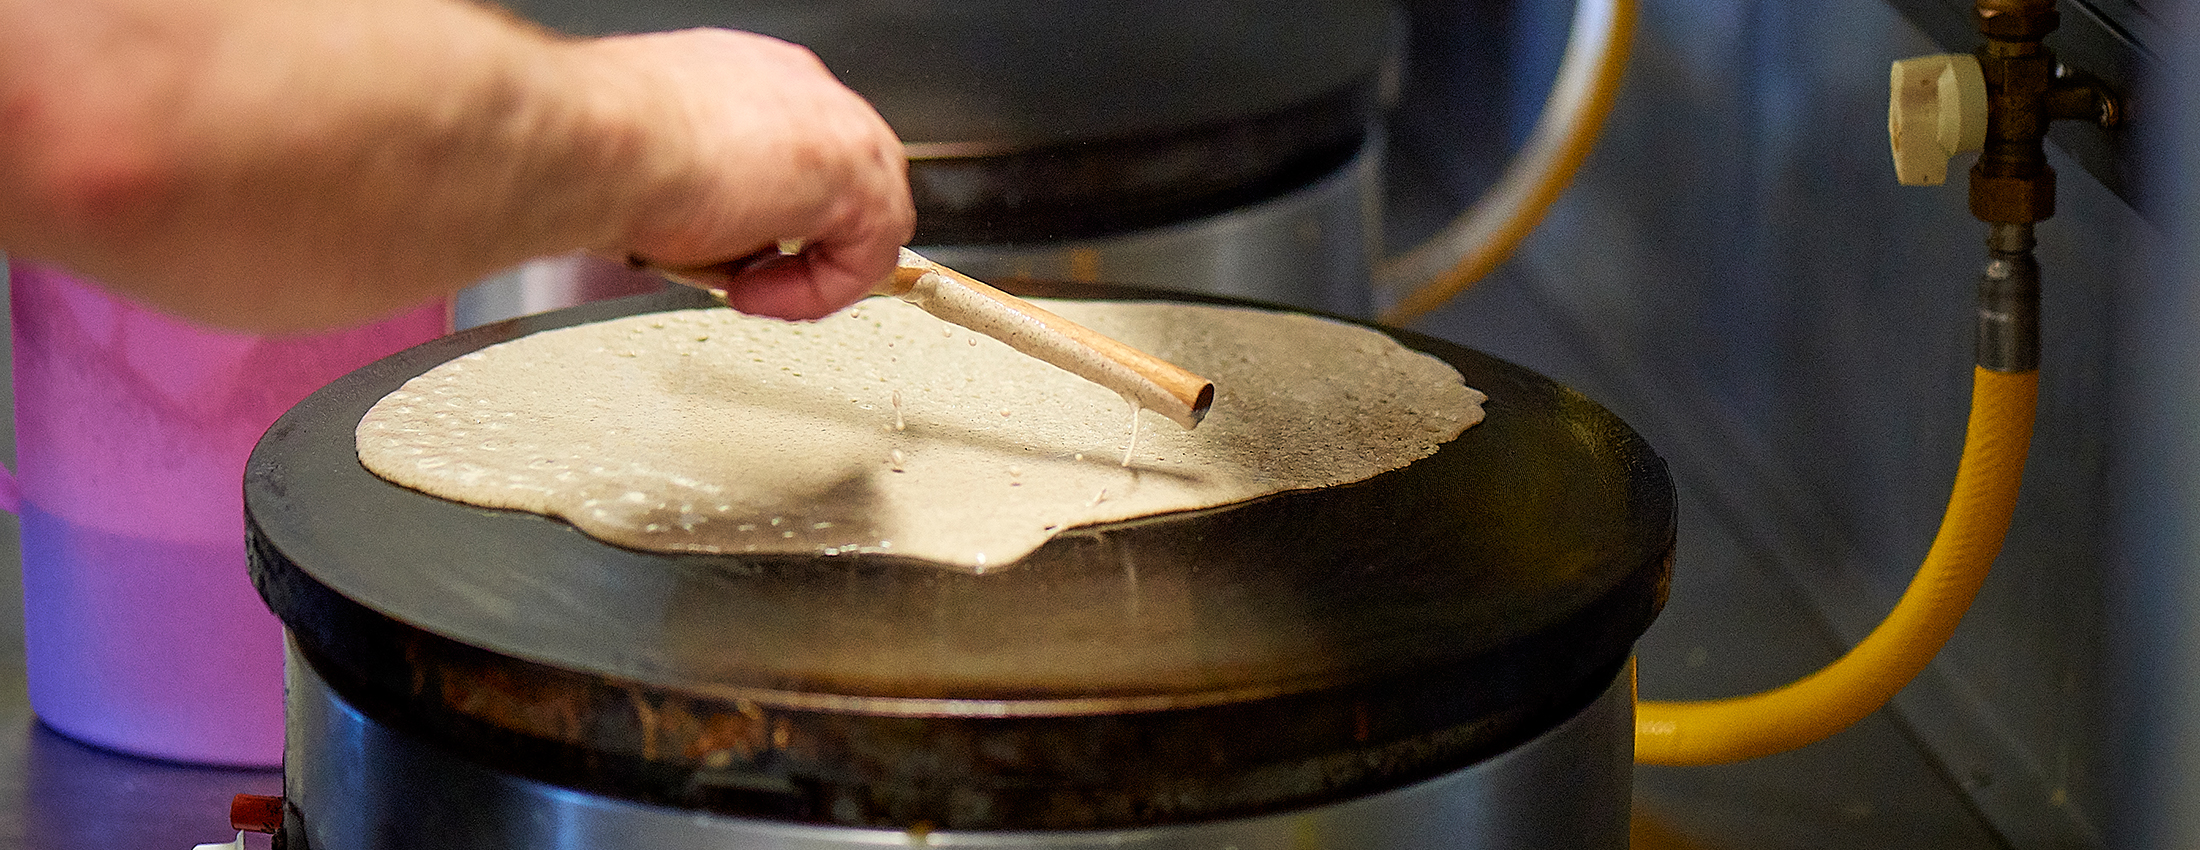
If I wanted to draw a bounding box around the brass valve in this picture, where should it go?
[1889,0,2122,373]
[1887,0,2120,224]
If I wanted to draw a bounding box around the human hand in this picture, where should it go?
[0,3,913,331]
[579,29,914,320]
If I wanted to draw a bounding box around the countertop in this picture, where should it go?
[0,533,282,850]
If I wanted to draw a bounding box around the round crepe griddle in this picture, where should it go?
[247,283,1673,831]
[496,0,1393,244]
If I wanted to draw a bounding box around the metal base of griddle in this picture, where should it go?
[917,145,1380,317]
[280,640,1633,850]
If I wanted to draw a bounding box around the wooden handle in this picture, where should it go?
[646,247,1217,429]
[882,249,1214,429]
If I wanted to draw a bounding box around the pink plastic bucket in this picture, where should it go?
[7,260,447,766]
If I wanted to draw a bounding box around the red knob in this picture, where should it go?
[230,794,284,834]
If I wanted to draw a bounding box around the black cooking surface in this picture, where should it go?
[247,283,1672,829]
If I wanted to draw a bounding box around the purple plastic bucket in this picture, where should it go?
[8,260,446,766]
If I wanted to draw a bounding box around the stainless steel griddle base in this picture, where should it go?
[280,642,1633,850]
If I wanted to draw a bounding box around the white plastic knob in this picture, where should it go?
[1889,53,1988,186]
[190,832,245,850]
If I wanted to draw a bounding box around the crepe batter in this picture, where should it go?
[356,299,1487,570]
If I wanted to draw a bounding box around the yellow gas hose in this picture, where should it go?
[1634,366,2038,765]
[1376,0,1636,326]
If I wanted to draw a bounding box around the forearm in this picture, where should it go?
[0,0,910,331]
[2,0,608,328]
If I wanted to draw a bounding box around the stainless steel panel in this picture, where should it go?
[2102,6,2200,849]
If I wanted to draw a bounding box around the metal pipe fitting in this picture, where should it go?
[1973,0,2059,42]
[1977,222,2042,372]
[2046,67,2121,128]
